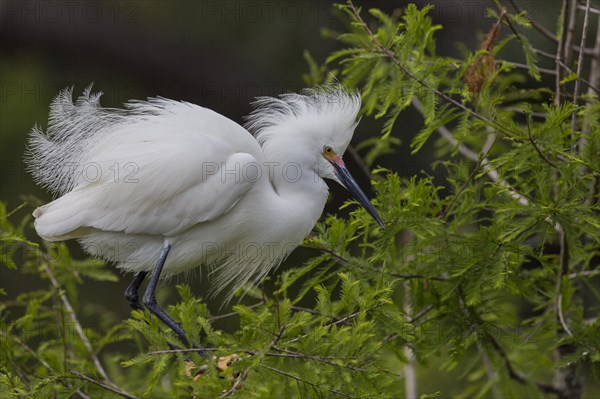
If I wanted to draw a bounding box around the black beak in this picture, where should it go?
[330,161,385,229]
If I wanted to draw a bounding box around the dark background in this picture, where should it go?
[0,0,565,392]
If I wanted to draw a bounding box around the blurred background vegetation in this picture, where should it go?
[1,0,597,397]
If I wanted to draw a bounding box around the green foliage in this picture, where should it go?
[2,2,599,398]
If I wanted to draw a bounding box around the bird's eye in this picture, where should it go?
[324,146,334,155]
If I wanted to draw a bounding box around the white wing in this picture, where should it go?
[31,91,263,240]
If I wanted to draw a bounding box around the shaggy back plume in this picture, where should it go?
[26,86,121,196]
[25,85,176,197]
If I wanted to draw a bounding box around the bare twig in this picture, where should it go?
[439,128,497,219]
[567,270,600,279]
[43,264,111,383]
[402,264,417,399]
[458,296,559,394]
[500,60,556,76]
[284,302,387,345]
[555,0,569,106]
[259,364,357,398]
[487,333,559,394]
[534,47,560,60]
[478,341,500,399]
[525,114,558,168]
[219,368,250,398]
[555,229,574,337]
[15,243,136,398]
[564,0,579,67]
[531,47,600,95]
[556,293,574,337]
[207,302,264,321]
[316,245,351,266]
[0,331,90,399]
[507,0,557,42]
[389,272,448,282]
[317,245,448,282]
[552,226,580,397]
[291,305,352,325]
[577,1,600,14]
[148,347,219,355]
[584,12,600,203]
[272,347,370,373]
[411,98,531,207]
[69,372,139,399]
[409,305,434,324]
[571,0,592,133]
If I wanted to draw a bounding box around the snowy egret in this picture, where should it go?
[26,85,384,347]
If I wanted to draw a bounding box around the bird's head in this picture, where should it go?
[246,87,384,229]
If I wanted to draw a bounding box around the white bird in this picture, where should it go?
[26,85,384,347]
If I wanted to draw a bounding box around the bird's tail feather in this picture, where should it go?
[32,192,93,241]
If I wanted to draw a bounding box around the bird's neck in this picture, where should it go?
[262,146,328,203]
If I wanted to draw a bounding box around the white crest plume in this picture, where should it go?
[245,86,361,153]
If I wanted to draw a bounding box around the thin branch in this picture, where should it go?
[571,0,592,133]
[556,293,574,337]
[412,97,531,207]
[555,0,569,106]
[219,368,250,398]
[525,114,558,168]
[578,1,600,15]
[564,0,579,67]
[272,347,369,373]
[291,305,352,325]
[572,45,596,55]
[558,59,600,95]
[0,331,90,399]
[259,364,358,399]
[148,347,219,355]
[584,12,600,202]
[567,270,600,279]
[504,107,547,118]
[440,129,497,219]
[207,302,264,321]
[284,302,387,345]
[507,0,557,42]
[478,341,501,399]
[529,46,600,94]
[388,272,448,282]
[500,60,556,76]
[487,334,559,394]
[402,277,417,399]
[534,47,559,60]
[458,296,559,394]
[69,372,139,399]
[43,264,111,383]
[409,305,434,324]
[152,345,369,375]
[555,228,574,337]
[317,245,448,282]
[316,246,352,266]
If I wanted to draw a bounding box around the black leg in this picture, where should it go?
[142,244,191,347]
[125,271,148,310]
